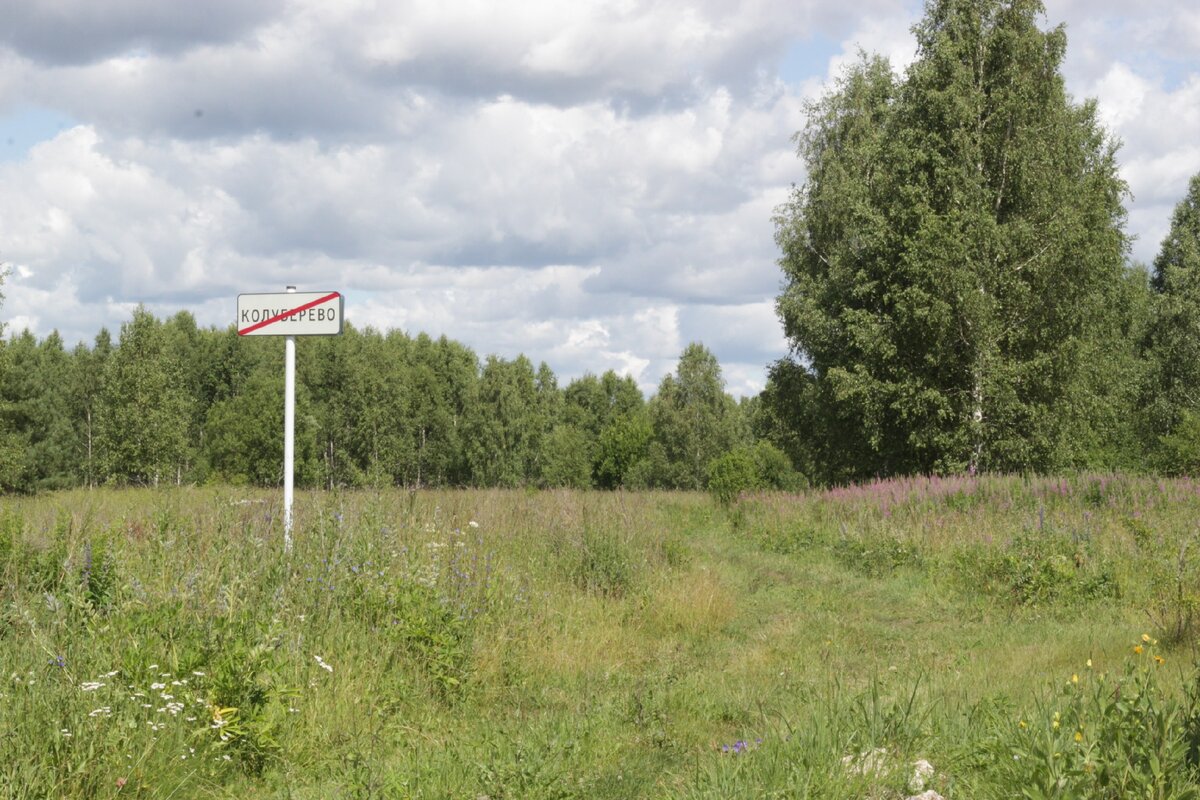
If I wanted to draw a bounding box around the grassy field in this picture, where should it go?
[3,475,1200,798]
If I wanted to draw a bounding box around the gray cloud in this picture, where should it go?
[1,0,1197,398]
[0,0,285,65]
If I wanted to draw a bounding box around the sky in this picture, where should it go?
[1,0,1198,398]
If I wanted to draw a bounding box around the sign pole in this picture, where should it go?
[283,285,296,554]
[236,286,342,553]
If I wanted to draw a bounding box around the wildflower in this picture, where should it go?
[314,655,333,673]
[80,681,105,692]
[1155,655,1165,666]
[192,671,206,677]
[49,656,66,668]
[1071,674,1078,684]
[88,706,112,717]
[1074,731,1083,743]
[1086,659,1092,668]
[468,520,480,528]
[1019,720,1027,729]
[1134,645,1144,655]
[1142,633,1151,643]
[150,682,166,690]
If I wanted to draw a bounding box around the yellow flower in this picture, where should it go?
[1071,674,1079,684]
[1074,731,1083,743]
[1086,659,1092,668]
[1019,720,1027,729]
[1155,655,1165,666]
[1134,645,1144,655]
[1142,633,1151,643]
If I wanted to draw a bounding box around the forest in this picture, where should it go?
[0,310,800,493]
[3,0,1200,494]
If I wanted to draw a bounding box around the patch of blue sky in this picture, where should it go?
[778,33,844,86]
[1140,54,1199,93]
[0,105,77,163]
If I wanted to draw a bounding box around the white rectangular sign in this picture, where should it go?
[237,291,344,336]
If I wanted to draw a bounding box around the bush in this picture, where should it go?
[707,449,761,507]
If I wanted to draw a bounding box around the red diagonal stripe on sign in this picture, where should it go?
[238,292,341,336]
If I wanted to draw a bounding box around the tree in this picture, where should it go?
[95,308,192,485]
[1145,173,1200,458]
[594,410,653,489]
[404,333,477,487]
[773,0,1133,480]
[70,330,112,487]
[0,270,30,489]
[539,424,593,488]
[465,355,539,487]
[648,343,740,489]
[205,366,319,486]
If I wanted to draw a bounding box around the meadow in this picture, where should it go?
[3,475,1200,798]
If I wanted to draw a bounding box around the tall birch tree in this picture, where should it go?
[774,0,1133,479]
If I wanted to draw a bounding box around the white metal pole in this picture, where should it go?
[283,285,296,554]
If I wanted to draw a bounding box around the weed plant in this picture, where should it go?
[1,476,1199,797]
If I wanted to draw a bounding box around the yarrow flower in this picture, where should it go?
[80,681,105,692]
[314,655,333,673]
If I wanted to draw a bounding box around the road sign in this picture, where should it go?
[237,291,343,336]
[239,287,345,555]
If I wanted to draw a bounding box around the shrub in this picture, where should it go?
[707,449,761,507]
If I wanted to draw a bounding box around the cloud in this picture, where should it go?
[1,0,1197,402]
[0,0,285,65]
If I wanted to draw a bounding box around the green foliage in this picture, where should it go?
[995,641,1200,799]
[386,580,473,698]
[96,307,192,485]
[1156,411,1200,477]
[708,442,805,508]
[649,343,742,490]
[203,619,291,774]
[707,448,760,507]
[466,355,542,487]
[595,411,653,489]
[773,0,1135,480]
[833,533,923,577]
[9,480,1200,797]
[560,520,639,597]
[1146,532,1200,646]
[79,535,118,611]
[1145,172,1200,456]
[539,424,593,489]
[955,528,1117,608]
[205,368,319,486]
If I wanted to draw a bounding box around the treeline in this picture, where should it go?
[0,309,800,492]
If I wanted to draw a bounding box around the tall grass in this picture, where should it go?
[1,476,1199,797]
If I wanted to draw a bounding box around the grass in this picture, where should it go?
[2,475,1200,797]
